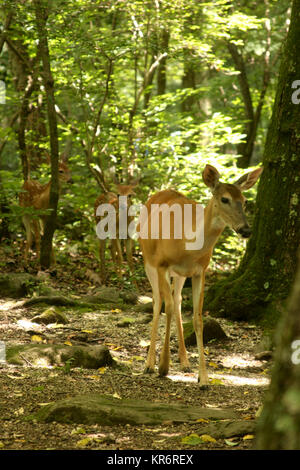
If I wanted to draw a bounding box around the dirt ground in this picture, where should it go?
[0,265,271,452]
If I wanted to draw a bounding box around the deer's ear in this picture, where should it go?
[235,167,263,191]
[202,164,220,190]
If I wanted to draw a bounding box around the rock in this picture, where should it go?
[31,307,68,325]
[23,296,78,307]
[117,317,136,327]
[120,291,138,304]
[32,394,238,425]
[7,344,114,369]
[0,273,40,298]
[254,351,273,361]
[184,316,228,347]
[82,286,122,304]
[136,301,153,313]
[254,334,274,355]
[199,420,256,439]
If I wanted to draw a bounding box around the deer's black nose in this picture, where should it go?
[237,226,251,238]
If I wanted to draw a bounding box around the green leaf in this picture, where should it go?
[181,433,203,445]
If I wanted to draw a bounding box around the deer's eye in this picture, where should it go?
[221,197,230,204]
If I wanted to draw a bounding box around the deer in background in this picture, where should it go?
[139,164,263,388]
[19,155,73,264]
[94,182,137,282]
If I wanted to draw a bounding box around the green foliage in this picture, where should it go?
[0,0,288,271]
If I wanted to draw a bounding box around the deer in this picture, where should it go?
[19,158,73,264]
[94,183,137,282]
[138,164,263,388]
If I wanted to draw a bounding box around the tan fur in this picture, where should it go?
[139,164,262,387]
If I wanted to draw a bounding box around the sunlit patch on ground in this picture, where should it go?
[167,353,270,387]
[167,371,269,387]
[220,353,263,369]
[209,372,269,387]
[168,373,269,387]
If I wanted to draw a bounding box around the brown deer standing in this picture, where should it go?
[19,158,73,263]
[138,164,262,388]
[94,183,137,281]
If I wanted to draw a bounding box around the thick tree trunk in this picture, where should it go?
[205,0,300,322]
[156,30,169,96]
[256,253,300,449]
[34,0,60,270]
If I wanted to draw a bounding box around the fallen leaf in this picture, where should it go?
[64,340,72,346]
[210,378,224,386]
[76,437,92,448]
[225,438,239,447]
[113,392,122,399]
[71,427,86,435]
[196,418,210,424]
[208,362,219,368]
[181,433,202,445]
[132,356,144,362]
[31,335,43,343]
[243,434,254,440]
[200,434,217,443]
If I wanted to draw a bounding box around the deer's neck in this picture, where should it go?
[203,198,225,248]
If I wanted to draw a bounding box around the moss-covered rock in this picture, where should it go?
[31,307,69,325]
[6,343,114,369]
[0,273,40,298]
[183,316,228,346]
[31,393,238,425]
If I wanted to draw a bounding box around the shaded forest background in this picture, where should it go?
[0,0,289,278]
[1,0,300,451]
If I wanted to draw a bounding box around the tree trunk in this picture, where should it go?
[227,31,271,169]
[34,0,60,270]
[256,252,300,449]
[181,50,196,113]
[205,0,300,322]
[156,29,169,96]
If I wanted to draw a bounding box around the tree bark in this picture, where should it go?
[156,29,169,96]
[256,252,300,449]
[206,0,300,322]
[227,14,271,169]
[34,0,60,270]
[181,50,196,113]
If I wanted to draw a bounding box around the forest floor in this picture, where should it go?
[0,257,272,453]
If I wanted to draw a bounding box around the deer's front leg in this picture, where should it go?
[192,272,209,389]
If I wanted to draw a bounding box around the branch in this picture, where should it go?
[227,41,254,125]
[89,58,113,158]
[4,36,32,71]
[129,52,168,122]
[0,110,19,157]
[55,105,108,192]
[0,11,13,55]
